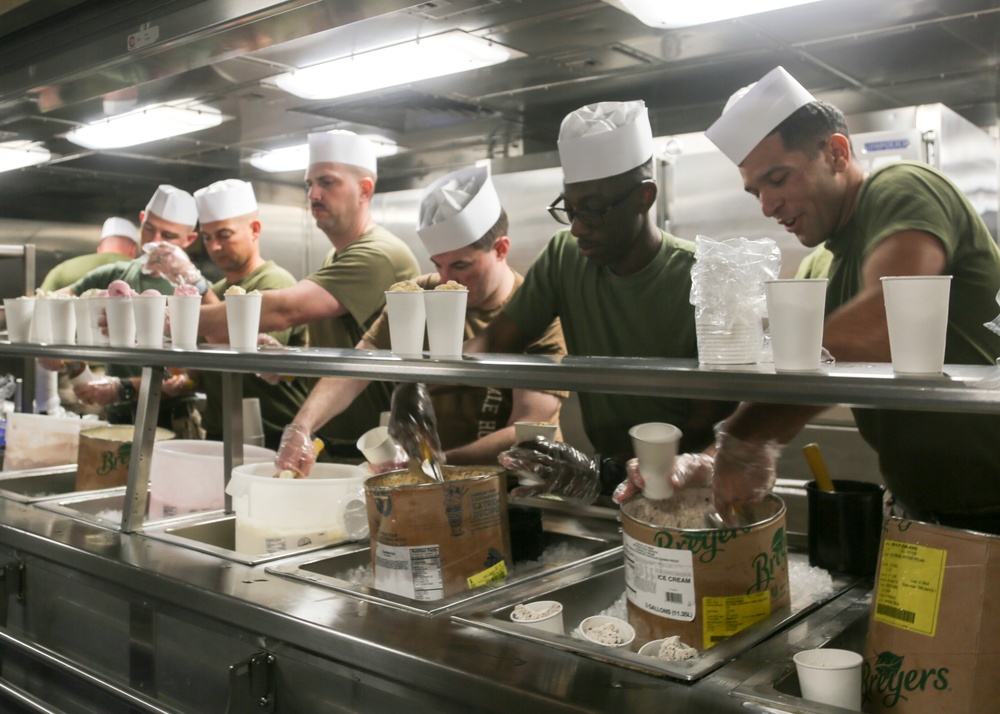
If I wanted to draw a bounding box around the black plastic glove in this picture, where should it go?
[498,438,601,506]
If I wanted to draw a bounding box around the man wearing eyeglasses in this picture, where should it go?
[467,100,732,501]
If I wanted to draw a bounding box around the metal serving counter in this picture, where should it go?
[0,342,997,712]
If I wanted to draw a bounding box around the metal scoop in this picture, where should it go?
[388,382,445,482]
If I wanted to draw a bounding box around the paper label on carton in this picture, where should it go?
[373,543,444,601]
[624,533,696,621]
[702,592,771,648]
[874,539,946,636]
[467,560,507,590]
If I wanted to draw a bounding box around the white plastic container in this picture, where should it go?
[226,462,369,555]
[148,440,275,519]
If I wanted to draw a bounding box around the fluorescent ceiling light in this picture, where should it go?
[66,99,226,150]
[0,141,51,173]
[271,30,520,100]
[249,135,400,173]
[617,0,823,28]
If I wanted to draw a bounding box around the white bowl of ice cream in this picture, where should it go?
[580,615,635,649]
[510,600,564,635]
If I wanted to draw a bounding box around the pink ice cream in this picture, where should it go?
[140,289,162,296]
[173,284,200,297]
[108,280,138,297]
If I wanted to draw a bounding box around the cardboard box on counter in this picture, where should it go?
[863,517,1000,713]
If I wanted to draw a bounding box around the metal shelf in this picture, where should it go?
[3,341,1000,414]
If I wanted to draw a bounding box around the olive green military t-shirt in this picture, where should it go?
[70,258,174,297]
[41,252,131,292]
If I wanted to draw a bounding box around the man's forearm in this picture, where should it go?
[719,402,826,445]
[292,376,370,434]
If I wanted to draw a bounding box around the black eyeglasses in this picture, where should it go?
[547,179,653,228]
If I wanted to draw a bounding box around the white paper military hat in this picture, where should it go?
[417,165,501,256]
[307,130,378,175]
[557,100,653,184]
[194,179,258,223]
[144,185,198,227]
[706,66,817,165]
[101,217,138,244]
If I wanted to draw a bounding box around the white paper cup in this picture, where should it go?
[385,291,426,357]
[88,297,111,347]
[765,278,828,372]
[242,398,265,447]
[73,298,93,345]
[580,615,635,649]
[510,601,564,635]
[424,289,467,359]
[30,298,53,343]
[881,275,952,374]
[514,422,558,443]
[132,294,167,348]
[793,648,863,710]
[105,297,135,347]
[4,297,35,342]
[356,426,397,465]
[46,299,76,344]
[168,294,201,349]
[629,422,681,501]
[225,293,263,352]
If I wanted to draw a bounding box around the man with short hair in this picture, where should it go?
[197,131,420,457]
[192,178,308,450]
[39,216,138,292]
[275,165,565,475]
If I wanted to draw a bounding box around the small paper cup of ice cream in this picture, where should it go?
[638,635,699,661]
[510,601,564,635]
[580,615,635,649]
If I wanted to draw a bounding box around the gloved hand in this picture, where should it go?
[612,452,715,504]
[274,423,316,478]
[74,376,123,406]
[711,427,782,526]
[388,383,445,472]
[141,242,203,286]
[498,438,601,505]
[161,371,195,398]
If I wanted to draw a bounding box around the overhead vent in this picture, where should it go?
[303,89,502,134]
[406,0,501,21]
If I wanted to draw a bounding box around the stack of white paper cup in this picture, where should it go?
[168,294,201,349]
[629,422,682,500]
[385,290,426,357]
[881,275,952,374]
[4,297,35,342]
[73,298,93,345]
[424,289,468,359]
[132,295,167,348]
[105,297,136,347]
[88,297,112,347]
[242,398,265,447]
[696,315,763,365]
[765,279,828,372]
[225,293,263,352]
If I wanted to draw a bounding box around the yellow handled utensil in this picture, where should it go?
[802,443,836,492]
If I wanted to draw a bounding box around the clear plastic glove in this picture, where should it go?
[274,423,315,478]
[498,438,601,506]
[612,452,714,504]
[255,333,287,385]
[161,372,194,398]
[711,428,782,526]
[74,377,122,407]
[141,242,202,286]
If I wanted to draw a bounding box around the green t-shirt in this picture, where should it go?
[825,161,1000,518]
[503,230,699,457]
[70,258,175,297]
[200,262,309,449]
[41,252,131,292]
[305,225,420,446]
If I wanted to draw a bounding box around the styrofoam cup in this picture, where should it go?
[168,294,201,349]
[105,297,136,347]
[514,422,558,443]
[132,294,167,348]
[88,297,111,346]
[225,293,263,352]
[793,648,863,710]
[356,426,397,465]
[4,297,35,342]
[73,298,92,345]
[242,398,264,447]
[510,601,564,635]
[629,422,682,500]
[385,290,426,357]
[881,275,952,374]
[765,279,828,372]
[424,289,467,359]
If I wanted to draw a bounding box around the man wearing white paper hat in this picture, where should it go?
[39,217,139,293]
[275,165,566,475]
[661,65,1000,531]
[466,100,733,502]
[197,130,420,458]
[190,178,309,449]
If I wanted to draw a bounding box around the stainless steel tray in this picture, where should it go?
[0,465,104,503]
[452,552,859,682]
